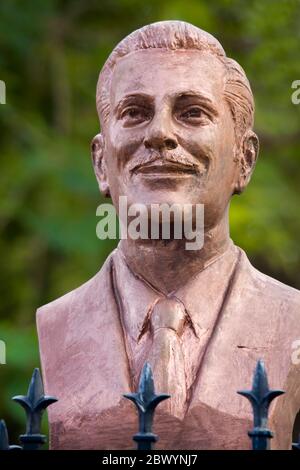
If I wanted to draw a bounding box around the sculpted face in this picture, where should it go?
[93,48,257,230]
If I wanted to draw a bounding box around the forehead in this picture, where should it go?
[110,49,226,105]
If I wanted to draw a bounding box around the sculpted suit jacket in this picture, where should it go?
[37,243,300,450]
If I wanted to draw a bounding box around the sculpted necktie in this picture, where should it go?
[146,297,187,419]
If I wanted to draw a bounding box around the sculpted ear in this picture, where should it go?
[91,133,111,198]
[234,130,259,194]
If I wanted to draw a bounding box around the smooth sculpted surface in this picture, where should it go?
[37,21,300,449]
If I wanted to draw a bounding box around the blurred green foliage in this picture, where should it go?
[0,0,299,445]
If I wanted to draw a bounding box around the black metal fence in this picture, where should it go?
[1,360,299,451]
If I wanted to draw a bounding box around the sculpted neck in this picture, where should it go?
[119,208,231,295]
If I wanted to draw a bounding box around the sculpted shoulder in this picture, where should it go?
[36,250,116,334]
[237,247,300,332]
[250,255,300,305]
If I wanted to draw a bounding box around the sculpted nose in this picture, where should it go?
[143,113,178,151]
[144,136,178,151]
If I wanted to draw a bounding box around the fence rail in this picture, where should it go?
[1,359,299,451]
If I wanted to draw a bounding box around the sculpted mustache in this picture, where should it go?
[129,153,202,174]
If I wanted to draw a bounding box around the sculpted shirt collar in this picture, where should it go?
[111,239,240,391]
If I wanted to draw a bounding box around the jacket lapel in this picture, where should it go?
[42,253,131,435]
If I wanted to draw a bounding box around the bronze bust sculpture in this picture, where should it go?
[37,21,300,449]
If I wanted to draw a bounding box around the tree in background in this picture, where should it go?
[0,0,299,442]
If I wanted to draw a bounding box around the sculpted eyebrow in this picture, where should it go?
[114,94,154,115]
[174,92,219,116]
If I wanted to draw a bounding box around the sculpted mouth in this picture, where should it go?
[133,162,200,176]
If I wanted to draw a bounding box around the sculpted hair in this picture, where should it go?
[96,20,254,143]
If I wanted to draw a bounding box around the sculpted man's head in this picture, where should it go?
[92,20,259,231]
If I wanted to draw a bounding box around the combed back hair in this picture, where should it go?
[96,20,254,143]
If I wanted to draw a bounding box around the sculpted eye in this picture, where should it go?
[180,106,205,120]
[121,106,152,124]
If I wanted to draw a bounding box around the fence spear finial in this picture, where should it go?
[237,359,284,450]
[124,362,170,450]
[12,368,58,450]
[292,434,300,450]
[0,419,22,450]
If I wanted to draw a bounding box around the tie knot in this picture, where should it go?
[151,298,186,336]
